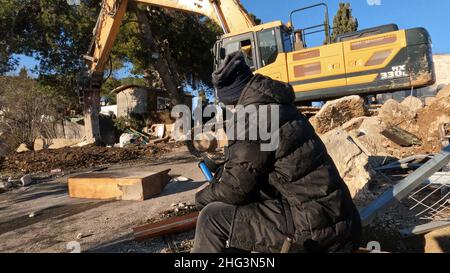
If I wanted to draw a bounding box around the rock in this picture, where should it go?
[401,96,424,112]
[320,129,375,201]
[425,97,437,106]
[378,99,416,127]
[424,226,450,253]
[51,169,62,174]
[310,96,368,134]
[20,174,32,187]
[416,96,450,152]
[16,144,30,153]
[0,181,12,190]
[119,133,137,148]
[352,117,390,158]
[76,233,84,240]
[342,117,369,132]
[436,84,450,99]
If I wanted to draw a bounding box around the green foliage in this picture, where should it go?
[0,0,101,108]
[1,0,222,107]
[330,3,359,43]
[113,114,145,132]
[112,7,222,89]
[0,71,60,150]
[249,13,262,25]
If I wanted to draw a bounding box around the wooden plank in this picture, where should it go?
[133,211,199,242]
[381,126,422,147]
[68,169,170,201]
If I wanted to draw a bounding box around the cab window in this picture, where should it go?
[258,29,279,67]
[282,29,293,52]
[223,39,255,70]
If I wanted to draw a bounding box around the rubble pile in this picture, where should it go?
[310,95,368,134]
[311,89,450,203]
[0,143,178,175]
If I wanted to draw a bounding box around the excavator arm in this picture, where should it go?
[82,0,255,143]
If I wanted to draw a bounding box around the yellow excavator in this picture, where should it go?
[82,0,435,143]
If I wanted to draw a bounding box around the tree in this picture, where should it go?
[0,0,222,108]
[330,3,358,43]
[112,5,222,105]
[0,72,60,151]
[249,13,262,25]
[0,0,101,109]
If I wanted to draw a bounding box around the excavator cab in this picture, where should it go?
[214,22,292,71]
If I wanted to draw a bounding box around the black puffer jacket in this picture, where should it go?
[195,74,361,253]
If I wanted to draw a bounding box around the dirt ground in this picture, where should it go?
[0,146,203,253]
[0,142,185,177]
[0,144,449,253]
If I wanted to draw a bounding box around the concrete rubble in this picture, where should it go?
[312,89,450,205]
[320,129,375,200]
[310,95,368,134]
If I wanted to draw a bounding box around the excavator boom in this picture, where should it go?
[83,0,255,142]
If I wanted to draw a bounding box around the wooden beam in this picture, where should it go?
[133,212,199,242]
[68,169,170,201]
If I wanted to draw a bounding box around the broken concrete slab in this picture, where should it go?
[350,117,390,158]
[310,95,368,134]
[320,129,375,200]
[68,169,171,201]
[378,99,416,127]
[401,96,424,112]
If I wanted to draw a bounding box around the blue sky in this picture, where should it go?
[9,0,450,77]
[242,0,450,53]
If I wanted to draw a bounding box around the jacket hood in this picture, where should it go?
[237,74,295,106]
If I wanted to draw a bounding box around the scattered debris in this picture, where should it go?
[0,180,12,190]
[0,144,174,176]
[360,145,450,226]
[119,133,139,148]
[75,232,93,240]
[20,174,33,187]
[170,176,192,183]
[310,95,368,134]
[439,123,450,147]
[149,124,166,139]
[50,169,62,174]
[133,211,199,242]
[375,155,432,171]
[381,126,422,147]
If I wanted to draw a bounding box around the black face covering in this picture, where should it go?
[212,51,253,105]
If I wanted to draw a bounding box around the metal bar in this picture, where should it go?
[133,211,199,242]
[360,145,450,226]
[375,163,423,171]
[400,221,450,237]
